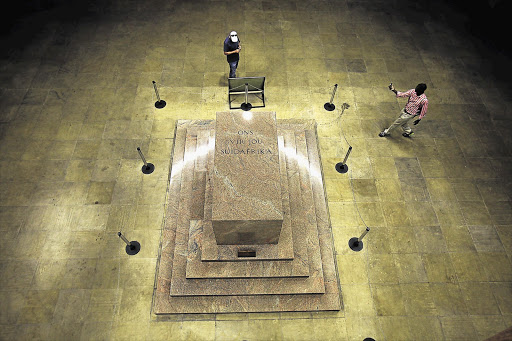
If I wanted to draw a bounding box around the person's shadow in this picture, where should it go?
[218,76,228,87]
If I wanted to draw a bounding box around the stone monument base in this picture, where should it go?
[153,118,341,314]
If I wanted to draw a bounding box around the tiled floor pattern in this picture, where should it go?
[0,0,511,340]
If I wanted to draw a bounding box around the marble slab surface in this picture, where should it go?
[153,118,341,314]
[172,127,321,292]
[200,132,294,262]
[185,133,315,279]
[212,112,283,245]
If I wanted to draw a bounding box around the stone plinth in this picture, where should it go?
[212,112,283,245]
[153,119,342,314]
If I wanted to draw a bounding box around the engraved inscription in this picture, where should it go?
[212,112,283,245]
[220,130,273,155]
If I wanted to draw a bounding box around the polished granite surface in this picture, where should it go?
[154,119,337,308]
[212,112,283,245]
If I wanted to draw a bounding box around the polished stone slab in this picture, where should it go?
[174,127,319,289]
[185,133,313,279]
[153,119,341,313]
[212,112,283,245]
[199,133,294,263]
[186,220,306,279]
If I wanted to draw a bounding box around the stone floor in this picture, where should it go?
[1,0,511,340]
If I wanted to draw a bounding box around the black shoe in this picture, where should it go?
[379,131,388,137]
[402,132,414,137]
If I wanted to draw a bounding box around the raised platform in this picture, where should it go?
[153,117,341,314]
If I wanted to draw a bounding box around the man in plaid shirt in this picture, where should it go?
[379,83,428,138]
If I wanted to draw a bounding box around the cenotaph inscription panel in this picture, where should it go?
[212,112,283,245]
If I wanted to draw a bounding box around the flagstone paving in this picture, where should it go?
[0,0,511,340]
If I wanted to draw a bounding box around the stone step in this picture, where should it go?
[292,130,324,282]
[155,121,187,297]
[282,129,311,278]
[169,125,200,295]
[189,128,210,219]
[277,134,293,260]
[305,128,341,309]
[154,120,202,312]
[198,128,216,260]
[164,121,187,232]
